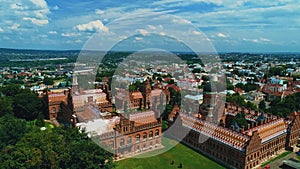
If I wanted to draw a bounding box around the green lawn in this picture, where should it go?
[261,151,292,167]
[116,138,225,169]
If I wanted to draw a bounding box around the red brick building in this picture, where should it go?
[168,88,300,169]
[97,111,163,159]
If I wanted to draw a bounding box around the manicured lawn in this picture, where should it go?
[116,138,225,169]
[261,151,292,167]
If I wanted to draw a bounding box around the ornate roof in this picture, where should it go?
[180,114,250,151]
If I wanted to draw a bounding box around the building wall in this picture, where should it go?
[182,131,246,169]
[99,117,162,158]
[170,113,300,169]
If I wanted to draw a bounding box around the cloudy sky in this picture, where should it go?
[1,0,300,53]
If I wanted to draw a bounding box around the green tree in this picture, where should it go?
[13,90,43,121]
[259,100,266,110]
[0,84,21,97]
[0,127,114,169]
[0,115,26,150]
[0,97,13,117]
[233,113,248,129]
[43,77,54,85]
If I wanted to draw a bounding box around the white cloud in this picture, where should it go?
[216,33,229,38]
[30,0,47,9]
[119,35,127,40]
[10,23,20,30]
[192,31,201,35]
[75,20,109,33]
[48,31,57,34]
[95,9,104,15]
[172,18,191,25]
[147,25,156,30]
[159,32,166,36]
[136,29,149,36]
[61,32,81,37]
[260,38,271,42]
[10,3,27,10]
[23,17,48,26]
[0,27,3,33]
[53,5,59,10]
[34,10,45,18]
[135,37,143,41]
[75,39,82,43]
[243,38,259,43]
[242,37,271,43]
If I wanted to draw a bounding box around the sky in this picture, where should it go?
[0,0,300,53]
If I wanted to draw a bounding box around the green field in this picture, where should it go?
[116,138,225,169]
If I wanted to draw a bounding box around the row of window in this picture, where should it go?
[118,130,160,147]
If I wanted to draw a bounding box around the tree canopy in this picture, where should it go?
[267,92,300,117]
[0,123,114,169]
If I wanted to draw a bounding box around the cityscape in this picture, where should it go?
[1,1,300,169]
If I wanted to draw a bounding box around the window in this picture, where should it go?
[123,126,128,132]
[120,138,125,147]
[127,137,132,145]
[149,131,153,138]
[136,134,140,142]
[88,96,93,103]
[143,133,147,140]
[155,129,159,137]
[52,108,56,113]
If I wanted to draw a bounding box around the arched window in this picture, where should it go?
[120,138,125,147]
[155,129,159,137]
[149,131,153,138]
[143,132,147,140]
[52,108,56,113]
[136,134,140,142]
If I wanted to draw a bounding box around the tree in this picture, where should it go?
[0,127,115,169]
[43,77,54,86]
[36,112,45,127]
[13,90,43,121]
[233,113,248,129]
[0,97,13,117]
[0,115,26,150]
[201,75,210,81]
[259,100,266,110]
[128,84,137,92]
[169,88,181,106]
[269,66,285,76]
[267,92,300,117]
[0,84,21,97]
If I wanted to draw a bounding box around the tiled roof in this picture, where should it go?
[131,92,143,99]
[243,118,287,143]
[180,114,250,151]
[129,111,158,126]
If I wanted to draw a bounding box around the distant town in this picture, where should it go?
[1,48,300,169]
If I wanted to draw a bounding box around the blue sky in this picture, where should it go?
[0,0,300,53]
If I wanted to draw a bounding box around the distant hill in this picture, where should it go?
[0,48,80,62]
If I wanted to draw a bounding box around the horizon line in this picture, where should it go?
[1,47,300,54]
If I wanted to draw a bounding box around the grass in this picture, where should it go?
[26,120,54,129]
[261,151,292,167]
[115,137,225,169]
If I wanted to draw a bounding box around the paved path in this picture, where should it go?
[266,148,300,169]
